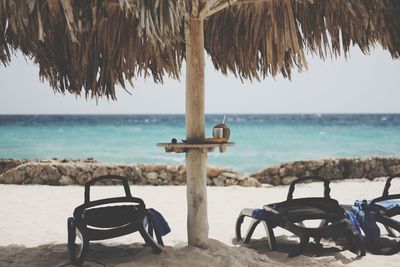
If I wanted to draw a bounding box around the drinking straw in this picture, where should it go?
[222,115,226,124]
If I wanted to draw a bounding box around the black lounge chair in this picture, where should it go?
[236,176,365,257]
[347,174,400,255]
[67,175,165,265]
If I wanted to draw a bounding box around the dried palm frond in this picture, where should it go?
[205,0,400,80]
[0,0,185,99]
[0,0,399,98]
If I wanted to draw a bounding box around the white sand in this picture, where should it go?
[0,179,399,266]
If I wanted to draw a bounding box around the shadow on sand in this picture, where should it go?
[233,235,363,266]
[0,236,368,267]
[0,243,154,267]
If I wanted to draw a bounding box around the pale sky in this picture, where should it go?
[0,46,399,114]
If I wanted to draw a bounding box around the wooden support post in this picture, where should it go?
[186,148,208,248]
[185,16,208,248]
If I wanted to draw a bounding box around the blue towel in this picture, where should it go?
[251,208,279,228]
[351,200,381,248]
[147,208,171,236]
[346,210,362,236]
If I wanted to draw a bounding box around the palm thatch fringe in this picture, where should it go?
[0,0,399,98]
[0,0,185,99]
[205,0,400,80]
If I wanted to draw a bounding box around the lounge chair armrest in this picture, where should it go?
[287,176,331,200]
[132,197,146,207]
[263,205,281,216]
[239,208,256,217]
[84,175,133,203]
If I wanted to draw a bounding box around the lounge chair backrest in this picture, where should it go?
[84,175,133,204]
[382,174,400,197]
[370,174,400,204]
[287,176,331,200]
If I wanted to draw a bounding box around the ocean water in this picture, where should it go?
[0,114,399,173]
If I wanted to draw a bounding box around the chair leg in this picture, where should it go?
[314,219,328,244]
[261,221,276,250]
[235,214,246,241]
[236,208,258,242]
[67,219,89,265]
[67,217,76,252]
[345,230,366,257]
[153,227,165,247]
[236,211,277,250]
[139,216,162,253]
[148,222,154,238]
[145,221,164,246]
[244,219,261,243]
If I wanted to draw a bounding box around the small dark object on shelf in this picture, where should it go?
[171,138,177,144]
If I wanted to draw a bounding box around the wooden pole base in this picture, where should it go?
[186,149,208,248]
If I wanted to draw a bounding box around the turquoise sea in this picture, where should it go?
[0,114,399,173]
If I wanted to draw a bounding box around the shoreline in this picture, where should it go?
[1,157,399,187]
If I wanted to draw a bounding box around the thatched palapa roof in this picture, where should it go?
[1,0,399,99]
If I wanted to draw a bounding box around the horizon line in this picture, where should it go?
[1,112,400,116]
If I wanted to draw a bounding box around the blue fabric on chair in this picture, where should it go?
[346,210,362,236]
[148,208,171,236]
[346,210,365,251]
[351,200,381,248]
[251,208,279,228]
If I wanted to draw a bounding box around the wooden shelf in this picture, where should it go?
[157,142,235,153]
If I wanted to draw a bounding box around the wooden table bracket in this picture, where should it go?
[157,142,235,154]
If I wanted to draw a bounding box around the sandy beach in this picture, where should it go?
[1,179,400,266]
[1,0,400,266]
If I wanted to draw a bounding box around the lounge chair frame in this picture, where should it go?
[236,176,365,257]
[367,174,400,254]
[67,175,163,265]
